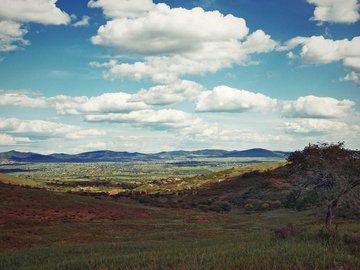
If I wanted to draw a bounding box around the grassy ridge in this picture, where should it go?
[0,173,39,187]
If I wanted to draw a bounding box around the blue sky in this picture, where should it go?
[0,0,360,153]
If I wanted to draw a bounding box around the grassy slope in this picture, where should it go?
[0,161,286,195]
[135,161,286,194]
[0,173,39,187]
[0,182,359,269]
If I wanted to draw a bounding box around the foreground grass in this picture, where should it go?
[1,202,359,270]
[1,228,359,270]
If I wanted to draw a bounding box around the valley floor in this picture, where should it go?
[1,183,359,270]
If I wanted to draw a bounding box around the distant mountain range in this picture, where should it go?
[0,148,290,163]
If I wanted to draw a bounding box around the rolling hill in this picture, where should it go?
[0,148,289,163]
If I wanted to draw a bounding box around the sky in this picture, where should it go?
[0,0,360,154]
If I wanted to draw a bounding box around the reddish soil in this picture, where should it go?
[0,183,159,249]
[0,183,153,227]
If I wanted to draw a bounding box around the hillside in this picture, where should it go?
[126,143,360,223]
[0,148,288,163]
[0,173,39,187]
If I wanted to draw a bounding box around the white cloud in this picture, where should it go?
[282,95,355,118]
[83,108,234,144]
[343,57,360,72]
[2,87,356,123]
[307,0,360,24]
[196,85,277,113]
[0,0,71,25]
[287,51,297,60]
[241,29,278,54]
[91,55,233,83]
[280,36,360,64]
[285,119,348,134]
[88,0,156,19]
[72,16,90,27]
[84,109,200,130]
[0,0,70,52]
[342,71,360,85]
[51,92,150,115]
[91,4,248,55]
[281,35,360,86]
[90,2,277,83]
[0,21,29,52]
[0,91,48,107]
[0,117,105,140]
[130,80,205,105]
[0,133,31,145]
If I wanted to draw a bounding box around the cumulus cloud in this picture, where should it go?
[281,35,360,86]
[0,133,31,145]
[88,0,156,19]
[241,30,278,54]
[130,80,205,105]
[72,16,90,27]
[196,85,277,113]
[0,0,71,25]
[0,91,49,107]
[83,108,233,144]
[0,84,200,111]
[1,87,356,123]
[282,95,355,118]
[90,2,277,83]
[0,117,105,140]
[91,4,248,55]
[285,119,348,134]
[0,21,29,52]
[307,0,360,24]
[51,92,150,115]
[282,36,360,65]
[84,109,200,130]
[90,55,238,83]
[342,71,360,86]
[0,0,70,52]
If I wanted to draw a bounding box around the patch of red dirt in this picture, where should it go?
[0,183,153,227]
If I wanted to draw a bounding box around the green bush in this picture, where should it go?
[244,203,254,210]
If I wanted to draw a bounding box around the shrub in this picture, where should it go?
[270,200,282,208]
[244,203,254,211]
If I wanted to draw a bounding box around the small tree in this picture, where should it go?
[287,142,360,235]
